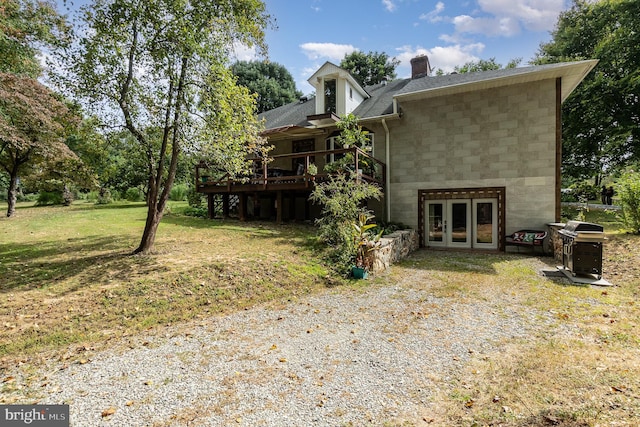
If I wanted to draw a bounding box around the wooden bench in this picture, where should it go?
[505,230,547,254]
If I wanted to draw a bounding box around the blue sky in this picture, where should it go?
[237,0,571,94]
[60,0,572,94]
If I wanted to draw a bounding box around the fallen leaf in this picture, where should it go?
[2,376,15,383]
[464,399,474,408]
[544,414,558,424]
[125,401,134,407]
[101,407,116,418]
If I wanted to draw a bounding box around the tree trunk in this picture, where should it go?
[134,199,163,254]
[6,168,19,218]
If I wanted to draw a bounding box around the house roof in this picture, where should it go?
[395,60,598,103]
[258,59,598,134]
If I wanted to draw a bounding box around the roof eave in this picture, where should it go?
[394,60,599,103]
[357,112,401,124]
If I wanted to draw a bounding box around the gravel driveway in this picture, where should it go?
[10,265,547,426]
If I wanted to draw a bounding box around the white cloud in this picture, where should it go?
[478,0,565,32]
[299,42,358,61]
[452,14,521,37]
[447,0,564,39]
[230,43,259,62]
[394,43,485,76]
[382,0,397,12]
[419,1,445,23]
[297,66,319,95]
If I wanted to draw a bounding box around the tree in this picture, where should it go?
[340,51,400,87]
[59,0,271,254]
[231,60,301,113]
[64,117,114,191]
[616,170,640,234]
[0,73,77,217]
[433,57,521,75]
[454,57,521,73]
[534,0,640,183]
[0,0,70,77]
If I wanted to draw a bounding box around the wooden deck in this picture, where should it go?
[195,147,386,222]
[196,147,385,193]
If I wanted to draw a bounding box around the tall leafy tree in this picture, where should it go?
[0,72,77,217]
[433,57,521,75]
[454,57,521,73]
[231,60,301,113]
[534,0,640,183]
[58,0,271,254]
[340,51,399,87]
[0,0,70,77]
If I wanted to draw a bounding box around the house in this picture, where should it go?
[197,55,597,251]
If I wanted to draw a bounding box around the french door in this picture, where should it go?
[426,199,498,249]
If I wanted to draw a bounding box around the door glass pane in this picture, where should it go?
[476,202,493,244]
[428,204,443,242]
[450,202,468,243]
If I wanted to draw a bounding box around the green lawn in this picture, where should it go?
[0,200,332,361]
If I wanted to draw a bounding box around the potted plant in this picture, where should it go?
[307,163,317,180]
[352,212,383,279]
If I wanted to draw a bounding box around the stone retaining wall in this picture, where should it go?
[370,229,419,273]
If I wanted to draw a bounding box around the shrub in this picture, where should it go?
[17,193,38,202]
[561,189,578,203]
[309,171,382,275]
[36,191,63,206]
[169,184,188,201]
[570,181,599,202]
[187,187,204,208]
[183,206,208,218]
[62,186,74,206]
[125,187,143,202]
[371,221,409,236]
[616,171,640,233]
[96,188,113,205]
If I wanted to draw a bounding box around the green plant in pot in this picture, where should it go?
[352,212,383,278]
[307,163,317,180]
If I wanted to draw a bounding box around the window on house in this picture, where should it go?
[324,79,336,114]
[325,131,344,164]
[292,139,315,173]
[349,87,353,100]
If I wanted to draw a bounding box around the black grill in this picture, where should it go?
[558,221,605,278]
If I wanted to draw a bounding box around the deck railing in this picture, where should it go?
[196,147,385,191]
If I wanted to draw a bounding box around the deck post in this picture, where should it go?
[276,191,283,224]
[207,194,214,219]
[222,194,230,218]
[238,193,247,221]
[289,194,296,220]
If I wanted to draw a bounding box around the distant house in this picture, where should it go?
[197,55,597,251]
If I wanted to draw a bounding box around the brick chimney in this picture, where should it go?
[410,55,431,79]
